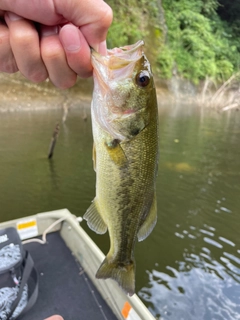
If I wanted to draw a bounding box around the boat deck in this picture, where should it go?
[0,209,155,320]
[21,231,117,320]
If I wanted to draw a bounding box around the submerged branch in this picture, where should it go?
[210,72,240,104]
[222,103,239,112]
[48,123,60,159]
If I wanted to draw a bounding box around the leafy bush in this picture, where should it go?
[106,0,148,48]
[159,0,239,83]
[105,0,239,83]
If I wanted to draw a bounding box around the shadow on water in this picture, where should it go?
[0,104,240,319]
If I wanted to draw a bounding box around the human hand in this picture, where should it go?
[44,315,63,320]
[0,0,112,88]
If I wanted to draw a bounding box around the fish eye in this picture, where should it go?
[135,71,150,88]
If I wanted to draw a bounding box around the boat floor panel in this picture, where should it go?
[20,231,117,320]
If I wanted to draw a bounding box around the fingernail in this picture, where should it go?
[41,25,59,37]
[98,40,107,55]
[7,12,22,21]
[61,25,81,52]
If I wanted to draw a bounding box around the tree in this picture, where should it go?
[158,0,239,83]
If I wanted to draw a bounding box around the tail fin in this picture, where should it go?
[96,257,135,296]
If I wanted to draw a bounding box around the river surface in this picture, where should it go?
[0,104,240,320]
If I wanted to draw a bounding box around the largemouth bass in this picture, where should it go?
[84,41,159,296]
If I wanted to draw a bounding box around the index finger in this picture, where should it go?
[56,0,113,51]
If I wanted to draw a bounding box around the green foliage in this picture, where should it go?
[158,0,239,83]
[105,0,165,70]
[107,20,143,49]
[156,46,174,79]
[217,0,240,62]
[105,0,239,83]
[105,0,149,48]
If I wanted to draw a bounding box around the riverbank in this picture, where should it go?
[0,73,239,112]
[0,73,92,113]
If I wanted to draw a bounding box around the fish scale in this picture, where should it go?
[84,41,159,296]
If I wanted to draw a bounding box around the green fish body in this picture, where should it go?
[84,41,159,296]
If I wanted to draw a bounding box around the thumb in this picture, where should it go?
[56,0,112,51]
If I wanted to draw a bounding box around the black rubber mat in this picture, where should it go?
[21,231,117,320]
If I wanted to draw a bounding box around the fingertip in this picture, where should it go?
[59,25,92,78]
[0,23,18,73]
[97,2,113,31]
[60,24,81,53]
[5,11,23,22]
[79,1,112,52]
[56,73,77,89]
[0,61,18,73]
[98,40,107,56]
[28,72,48,83]
[44,315,64,320]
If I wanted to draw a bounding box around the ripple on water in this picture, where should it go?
[203,237,223,249]
[219,237,235,247]
[139,222,240,320]
[139,265,240,320]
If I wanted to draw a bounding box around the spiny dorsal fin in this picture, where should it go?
[137,192,157,242]
[83,199,107,234]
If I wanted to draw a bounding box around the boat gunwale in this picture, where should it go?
[0,209,156,320]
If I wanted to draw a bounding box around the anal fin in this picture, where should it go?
[137,192,157,242]
[83,199,107,234]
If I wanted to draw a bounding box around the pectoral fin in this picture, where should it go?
[105,139,128,167]
[83,199,107,234]
[137,192,157,242]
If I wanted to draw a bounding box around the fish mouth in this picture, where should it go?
[92,40,144,69]
[91,41,146,141]
[91,40,144,83]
